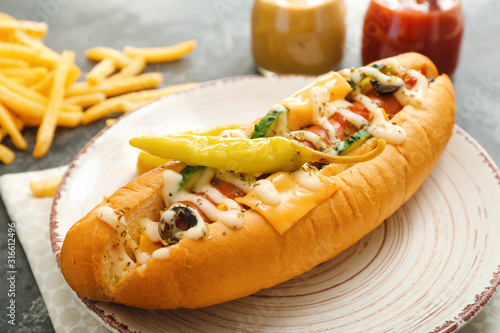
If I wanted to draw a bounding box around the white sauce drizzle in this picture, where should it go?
[294,165,322,191]
[351,66,404,87]
[96,205,119,226]
[252,179,281,206]
[162,170,183,208]
[289,130,329,151]
[140,218,161,243]
[215,170,257,193]
[96,206,151,273]
[394,68,428,108]
[152,247,170,260]
[329,100,369,129]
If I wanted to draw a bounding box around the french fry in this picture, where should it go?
[0,83,47,118]
[30,65,81,95]
[0,58,29,68]
[0,72,81,113]
[0,66,48,76]
[0,66,48,85]
[0,143,15,164]
[0,34,15,43]
[0,14,16,43]
[13,30,60,62]
[86,58,116,85]
[0,13,199,161]
[65,72,163,98]
[0,128,6,142]
[105,118,117,126]
[0,41,56,67]
[0,70,82,127]
[0,13,15,21]
[34,50,75,157]
[29,70,53,91]
[64,92,106,108]
[29,174,63,197]
[59,102,82,113]
[86,47,132,68]
[18,111,82,128]
[0,111,23,141]
[0,103,27,150]
[82,82,197,124]
[107,56,145,81]
[0,115,24,142]
[123,39,197,63]
[121,100,150,113]
[0,20,48,38]
[6,77,26,85]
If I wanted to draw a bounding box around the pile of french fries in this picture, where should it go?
[0,12,198,165]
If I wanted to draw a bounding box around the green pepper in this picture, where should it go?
[130,134,386,174]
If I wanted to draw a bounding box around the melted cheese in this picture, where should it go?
[237,171,339,234]
[282,71,352,131]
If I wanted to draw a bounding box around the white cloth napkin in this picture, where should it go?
[1,166,500,333]
[0,166,109,333]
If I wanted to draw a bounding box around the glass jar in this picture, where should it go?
[361,0,464,76]
[251,0,346,76]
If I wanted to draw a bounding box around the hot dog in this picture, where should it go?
[59,53,455,309]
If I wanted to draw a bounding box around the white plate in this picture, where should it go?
[51,75,500,333]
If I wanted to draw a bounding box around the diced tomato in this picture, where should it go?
[402,72,418,90]
[210,177,245,199]
[348,101,371,120]
[176,200,211,224]
[306,125,329,146]
[301,140,316,150]
[329,112,359,140]
[296,125,329,150]
[366,91,403,117]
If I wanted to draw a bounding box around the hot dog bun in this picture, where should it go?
[59,53,455,309]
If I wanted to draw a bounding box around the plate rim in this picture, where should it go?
[49,75,500,333]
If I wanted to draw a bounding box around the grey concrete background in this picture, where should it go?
[0,0,499,332]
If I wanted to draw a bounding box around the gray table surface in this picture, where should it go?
[0,0,498,332]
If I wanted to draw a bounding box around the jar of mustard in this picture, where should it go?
[251,0,346,76]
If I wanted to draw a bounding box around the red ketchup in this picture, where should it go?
[361,0,464,76]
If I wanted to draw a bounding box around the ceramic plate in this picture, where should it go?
[51,76,500,333]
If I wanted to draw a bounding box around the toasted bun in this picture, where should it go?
[59,53,455,309]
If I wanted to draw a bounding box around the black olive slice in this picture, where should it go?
[371,80,402,95]
[158,206,199,244]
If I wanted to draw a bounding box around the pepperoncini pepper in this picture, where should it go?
[129,134,385,174]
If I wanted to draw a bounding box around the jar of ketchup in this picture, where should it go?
[361,0,464,76]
